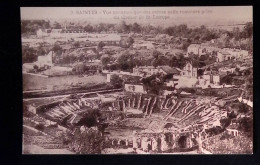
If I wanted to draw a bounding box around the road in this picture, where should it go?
[23,88,123,101]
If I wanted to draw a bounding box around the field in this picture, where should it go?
[23,74,106,91]
[23,145,74,154]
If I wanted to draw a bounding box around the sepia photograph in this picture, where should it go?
[21,6,253,154]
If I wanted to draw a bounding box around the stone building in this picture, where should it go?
[181,62,198,78]
[132,130,198,153]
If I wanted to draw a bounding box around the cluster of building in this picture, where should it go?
[217,48,249,62]
[23,51,54,72]
[187,43,249,62]
[36,28,122,44]
[105,61,223,94]
[22,51,74,76]
[133,65,180,77]
[187,44,219,56]
[109,43,251,93]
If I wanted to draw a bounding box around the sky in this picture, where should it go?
[20,6,253,26]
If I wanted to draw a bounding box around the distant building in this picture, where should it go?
[187,44,219,56]
[198,72,220,89]
[36,29,51,37]
[188,43,249,61]
[159,66,181,75]
[217,51,231,62]
[50,29,63,38]
[187,44,201,55]
[106,71,131,83]
[23,51,54,73]
[125,83,147,94]
[36,51,54,67]
[36,28,121,44]
[181,62,198,78]
[133,66,158,77]
[202,74,220,85]
[219,67,236,74]
[22,63,36,72]
[133,42,155,50]
[217,48,249,62]
[133,65,180,77]
[36,28,63,38]
[226,128,239,137]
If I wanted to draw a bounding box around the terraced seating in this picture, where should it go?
[44,113,60,121]
[177,104,206,124]
[182,100,196,114]
[52,108,65,116]
[117,94,223,127]
[37,93,228,132]
[148,97,157,117]
[144,98,152,116]
[171,100,190,118]
[66,102,77,111]
[60,105,73,114]
[164,101,182,120]
[73,102,80,109]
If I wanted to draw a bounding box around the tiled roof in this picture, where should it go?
[188,44,201,48]
[219,51,231,55]
[136,66,156,69]
[159,66,180,74]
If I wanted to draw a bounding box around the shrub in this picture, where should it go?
[35,123,45,131]
[220,131,233,140]
[181,88,196,94]
[220,118,231,128]
[238,117,253,137]
[205,126,223,136]
[69,128,104,154]
[110,74,123,88]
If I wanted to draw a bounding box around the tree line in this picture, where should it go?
[21,20,252,38]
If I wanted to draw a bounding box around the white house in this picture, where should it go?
[175,76,198,88]
[217,51,232,62]
[133,66,159,77]
[49,29,63,38]
[22,63,36,72]
[36,29,51,37]
[36,51,54,67]
[124,83,147,94]
[23,51,54,72]
[219,67,236,74]
[226,128,239,137]
[187,44,200,55]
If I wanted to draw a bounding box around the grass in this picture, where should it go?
[24,97,62,107]
[23,74,106,91]
[23,144,74,154]
[204,131,253,154]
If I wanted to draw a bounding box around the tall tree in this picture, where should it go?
[110,74,123,88]
[97,41,105,52]
[101,54,110,66]
[132,22,141,33]
[242,22,253,38]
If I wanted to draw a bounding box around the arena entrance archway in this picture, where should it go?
[178,136,187,148]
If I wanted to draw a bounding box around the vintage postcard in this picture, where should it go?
[21,6,253,154]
